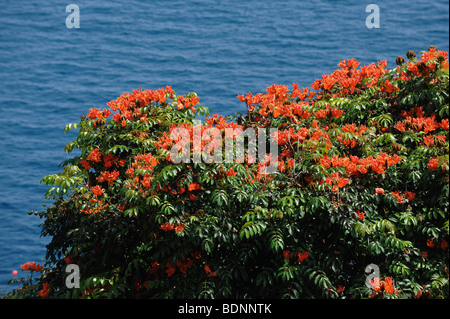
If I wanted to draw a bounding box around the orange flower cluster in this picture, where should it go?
[165,260,188,277]
[206,114,244,132]
[204,264,218,277]
[336,124,368,148]
[297,251,309,262]
[103,153,127,169]
[427,238,448,250]
[236,60,395,125]
[291,82,315,101]
[427,157,448,171]
[97,170,120,186]
[414,285,434,299]
[86,148,101,162]
[91,185,103,196]
[406,47,449,77]
[20,261,44,272]
[176,95,200,112]
[176,259,194,275]
[160,221,185,233]
[282,249,310,263]
[147,250,215,280]
[154,120,244,163]
[38,283,50,298]
[107,86,174,112]
[126,153,159,189]
[86,107,111,121]
[323,172,350,193]
[369,276,398,297]
[314,104,344,120]
[238,85,319,123]
[237,92,264,112]
[275,127,309,146]
[239,84,292,118]
[81,148,126,171]
[394,107,447,134]
[105,86,174,128]
[205,113,226,125]
[311,58,393,96]
[355,210,366,220]
[320,152,402,176]
[81,197,109,215]
[390,190,416,204]
[423,134,446,147]
[160,222,173,231]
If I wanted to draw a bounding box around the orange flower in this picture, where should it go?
[404,191,416,202]
[204,264,218,277]
[141,175,152,188]
[428,157,439,169]
[35,264,44,272]
[315,109,328,119]
[112,113,121,123]
[20,261,42,272]
[415,288,423,299]
[87,148,102,162]
[188,182,201,191]
[337,177,349,188]
[386,154,402,166]
[325,172,349,193]
[97,170,119,186]
[337,285,345,294]
[440,240,448,250]
[427,238,435,248]
[423,135,433,147]
[86,108,101,120]
[311,79,321,90]
[391,191,404,204]
[298,251,309,262]
[20,263,30,271]
[226,168,237,177]
[370,277,381,292]
[394,121,406,132]
[175,224,185,233]
[178,259,194,274]
[91,185,103,196]
[375,188,385,195]
[356,210,366,220]
[166,261,176,277]
[330,107,344,118]
[103,153,120,169]
[321,75,337,90]
[384,277,396,294]
[160,222,174,231]
[37,283,50,298]
[80,159,91,170]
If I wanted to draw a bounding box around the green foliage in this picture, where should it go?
[5,48,449,299]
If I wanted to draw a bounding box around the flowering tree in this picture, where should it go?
[7,47,448,299]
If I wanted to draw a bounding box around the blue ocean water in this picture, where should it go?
[0,0,448,293]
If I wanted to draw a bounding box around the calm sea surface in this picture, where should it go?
[0,0,448,292]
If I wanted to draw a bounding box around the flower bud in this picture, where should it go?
[406,50,416,59]
[396,56,405,66]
